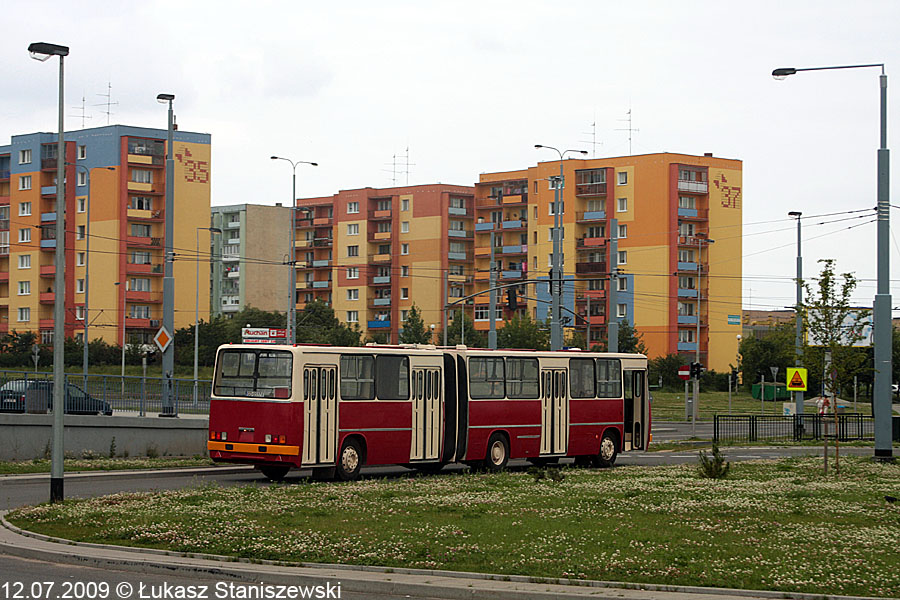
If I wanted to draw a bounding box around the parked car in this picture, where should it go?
[0,379,112,415]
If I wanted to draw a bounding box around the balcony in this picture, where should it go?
[582,289,607,300]
[0,219,8,230]
[126,181,163,194]
[41,158,58,171]
[125,317,153,329]
[313,237,333,248]
[368,253,392,263]
[41,212,56,222]
[368,230,392,242]
[678,288,698,298]
[225,219,241,229]
[501,219,525,230]
[0,272,7,283]
[474,247,491,257]
[448,229,473,239]
[579,313,606,326]
[501,194,526,205]
[312,280,332,289]
[576,211,606,222]
[677,261,699,272]
[368,209,392,220]
[226,236,240,245]
[575,262,607,274]
[677,207,709,220]
[295,239,313,248]
[502,245,527,255]
[39,318,55,329]
[41,185,57,196]
[126,236,162,248]
[370,275,391,285]
[367,320,391,329]
[127,153,164,167]
[296,217,314,229]
[448,251,468,261]
[575,182,607,197]
[372,297,392,307]
[125,290,162,303]
[312,259,330,268]
[678,180,708,194]
[227,270,241,279]
[127,208,164,221]
[221,251,240,262]
[126,262,164,275]
[475,271,489,281]
[501,270,525,280]
[677,341,698,352]
[0,170,9,181]
[448,206,468,216]
[40,239,56,249]
[475,197,501,209]
[576,237,606,250]
[448,273,473,284]
[39,291,55,304]
[313,216,333,226]
[678,315,699,325]
[475,222,495,232]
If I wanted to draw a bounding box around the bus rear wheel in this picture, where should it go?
[595,431,618,468]
[336,439,363,481]
[259,465,290,481]
[483,433,509,472]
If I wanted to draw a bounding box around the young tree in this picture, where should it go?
[399,304,432,344]
[649,353,687,390]
[444,310,487,348]
[497,313,550,350]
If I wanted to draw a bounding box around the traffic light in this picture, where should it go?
[506,287,518,311]
[690,362,705,379]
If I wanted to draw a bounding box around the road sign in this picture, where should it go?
[727,314,741,325]
[786,367,808,391]
[678,365,691,381]
[769,366,779,380]
[153,326,172,353]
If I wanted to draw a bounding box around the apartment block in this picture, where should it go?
[296,184,475,343]
[0,125,211,346]
[474,153,742,371]
[210,203,292,317]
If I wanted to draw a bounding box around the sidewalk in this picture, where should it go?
[0,513,886,600]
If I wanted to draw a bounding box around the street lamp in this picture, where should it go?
[271,156,318,345]
[788,211,803,417]
[692,235,714,430]
[534,145,588,350]
[194,227,222,407]
[773,63,892,460]
[156,93,176,416]
[29,40,69,504]
[113,281,127,410]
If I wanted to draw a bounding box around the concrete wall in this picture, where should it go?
[0,414,209,461]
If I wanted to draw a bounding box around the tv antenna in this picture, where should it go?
[581,113,602,158]
[70,94,92,128]
[382,146,415,186]
[94,82,119,125]
[615,108,639,155]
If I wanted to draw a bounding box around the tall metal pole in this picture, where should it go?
[488,231,497,349]
[443,270,448,347]
[50,48,67,503]
[194,226,221,406]
[81,167,91,383]
[160,94,175,416]
[608,218,618,352]
[789,212,803,417]
[289,168,296,344]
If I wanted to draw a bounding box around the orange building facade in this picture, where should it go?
[295,185,475,343]
[473,153,742,371]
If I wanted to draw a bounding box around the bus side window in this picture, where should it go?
[303,370,310,401]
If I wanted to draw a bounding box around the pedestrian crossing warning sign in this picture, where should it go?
[786,367,808,391]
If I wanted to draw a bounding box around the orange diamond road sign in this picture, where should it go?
[153,326,172,353]
[786,367,808,392]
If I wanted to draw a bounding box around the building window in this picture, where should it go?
[77,198,86,213]
[130,277,150,291]
[76,279,85,293]
[401,198,409,211]
[618,224,627,239]
[19,228,31,243]
[19,202,31,217]
[617,171,628,185]
[401,288,409,299]
[400,310,409,322]
[130,305,150,319]
[347,267,359,279]
[131,169,153,184]
[617,197,627,212]
[18,254,31,269]
[679,329,696,343]
[678,196,696,209]
[130,196,153,210]
[617,277,627,292]
[347,202,359,214]
[19,149,32,164]
[617,304,627,318]
[18,281,30,295]
[549,201,565,215]
[131,251,151,265]
[678,301,695,316]
[76,225,86,240]
[588,278,605,291]
[77,145,86,160]
[377,222,391,233]
[678,249,695,263]
[76,252,85,266]
[346,311,358,323]
[75,306,85,321]
[18,175,31,191]
[347,223,359,236]
[617,251,627,265]
[679,222,695,237]
[401,265,409,277]
[449,287,463,298]
[18,307,30,322]
[401,243,409,255]
[347,245,359,257]
[347,289,359,301]
[401,221,409,233]
[77,171,87,187]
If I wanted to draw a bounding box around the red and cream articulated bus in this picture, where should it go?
[207,344,650,481]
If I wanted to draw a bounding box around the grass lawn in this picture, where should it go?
[8,456,900,597]
[650,389,874,421]
[0,456,214,475]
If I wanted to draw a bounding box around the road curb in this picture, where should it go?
[0,513,889,600]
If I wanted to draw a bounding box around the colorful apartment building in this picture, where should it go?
[473,153,742,371]
[0,125,211,346]
[295,184,475,343]
[210,203,292,317]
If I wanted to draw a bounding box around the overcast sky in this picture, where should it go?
[3,0,898,314]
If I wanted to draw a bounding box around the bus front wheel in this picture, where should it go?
[336,439,363,481]
[483,433,509,472]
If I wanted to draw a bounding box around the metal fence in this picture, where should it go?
[714,414,879,443]
[0,371,212,416]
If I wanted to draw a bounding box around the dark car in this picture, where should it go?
[0,379,112,415]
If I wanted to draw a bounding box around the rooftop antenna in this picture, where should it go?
[70,94,92,128]
[403,145,415,185]
[94,82,119,125]
[581,112,602,158]
[615,108,639,155]
[382,146,415,186]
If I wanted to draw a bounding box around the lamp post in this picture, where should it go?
[194,227,221,407]
[534,145,588,350]
[693,235,714,428]
[773,63,891,460]
[156,93,176,416]
[29,40,69,503]
[788,211,804,417]
[270,156,318,345]
[114,281,126,379]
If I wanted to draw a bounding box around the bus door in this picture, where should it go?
[623,369,647,451]
[540,369,569,455]
[410,368,442,461]
[302,366,337,466]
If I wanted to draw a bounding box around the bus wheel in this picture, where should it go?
[336,439,363,481]
[483,433,509,472]
[259,465,290,481]
[596,431,618,468]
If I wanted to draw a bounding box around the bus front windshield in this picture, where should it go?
[214,349,293,399]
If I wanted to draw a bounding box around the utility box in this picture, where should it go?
[752,383,791,401]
